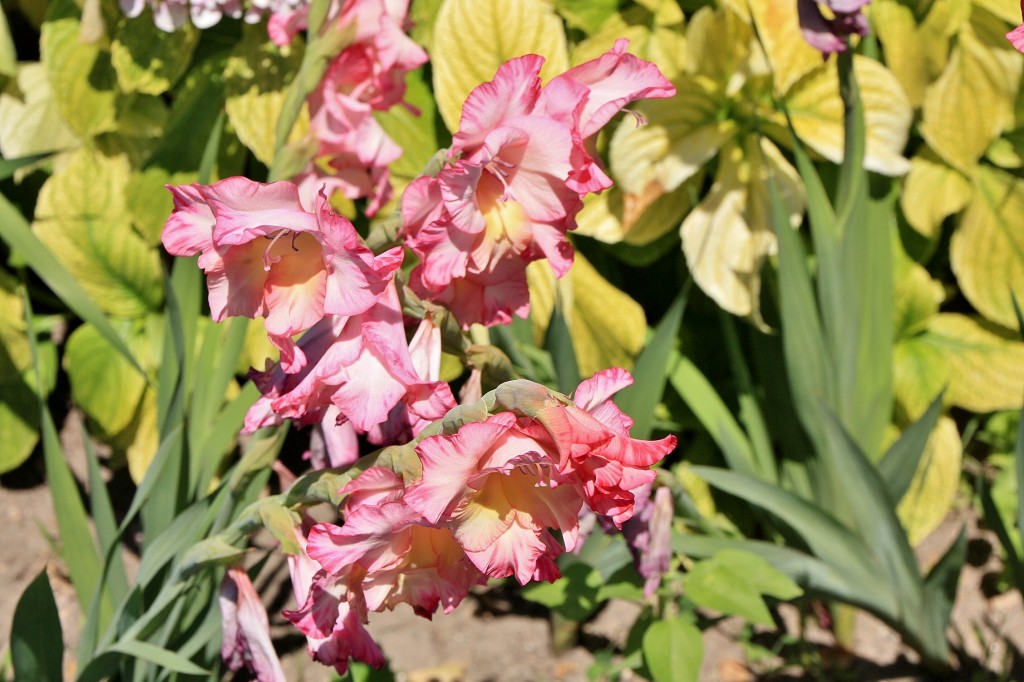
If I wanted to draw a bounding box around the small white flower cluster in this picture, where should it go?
[119,0,306,32]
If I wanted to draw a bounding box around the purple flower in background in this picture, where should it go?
[797,0,870,56]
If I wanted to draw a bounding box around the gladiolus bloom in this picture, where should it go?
[161,178,402,372]
[797,0,870,56]
[400,40,675,328]
[219,566,286,682]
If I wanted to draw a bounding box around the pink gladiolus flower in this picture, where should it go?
[284,524,387,675]
[219,566,286,682]
[400,40,674,328]
[244,281,456,436]
[307,467,486,616]
[1008,2,1024,52]
[161,178,402,372]
[797,0,870,56]
[405,413,584,584]
[534,368,677,526]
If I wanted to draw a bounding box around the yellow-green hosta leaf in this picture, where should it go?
[111,11,198,95]
[122,388,158,483]
[871,0,933,107]
[685,5,754,86]
[900,147,972,238]
[781,56,913,176]
[0,275,43,473]
[681,136,803,322]
[126,167,193,246]
[224,27,307,166]
[920,18,1021,173]
[971,0,1020,25]
[0,62,80,159]
[571,4,685,79]
[893,254,945,339]
[747,1,821,94]
[555,0,620,36]
[893,335,950,422]
[40,0,118,139]
[951,165,1024,328]
[432,0,569,133]
[573,180,693,247]
[896,415,962,546]
[927,314,1024,413]
[32,149,164,318]
[64,321,148,438]
[527,253,646,377]
[609,75,733,195]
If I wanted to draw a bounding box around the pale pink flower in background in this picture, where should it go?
[244,281,455,435]
[797,0,871,55]
[1008,2,1024,52]
[307,467,486,617]
[404,413,584,584]
[400,41,675,328]
[277,0,428,215]
[161,178,402,372]
[219,566,286,682]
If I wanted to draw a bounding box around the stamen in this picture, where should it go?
[290,231,301,252]
[485,157,517,202]
[262,229,290,271]
[625,108,647,127]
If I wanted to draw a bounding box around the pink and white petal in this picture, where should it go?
[162,184,216,257]
[453,54,546,153]
[206,241,268,321]
[464,515,548,584]
[263,256,328,338]
[551,39,676,139]
[485,117,578,222]
[405,415,518,524]
[205,177,317,245]
[219,566,286,681]
[341,466,405,512]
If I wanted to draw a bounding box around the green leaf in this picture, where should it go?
[879,392,944,503]
[431,0,569,132]
[617,291,685,439]
[522,563,604,621]
[683,549,801,626]
[109,639,209,675]
[32,149,164,318]
[895,415,962,546]
[642,617,703,682]
[571,2,685,79]
[555,0,620,35]
[126,167,190,245]
[111,9,198,95]
[528,253,647,377]
[0,274,48,473]
[0,62,80,159]
[669,352,757,476]
[373,68,441,186]
[258,502,302,555]
[0,8,16,76]
[224,25,306,166]
[900,147,972,239]
[691,465,882,592]
[953,165,1024,329]
[40,0,118,138]
[65,322,148,436]
[81,416,129,604]
[11,570,64,682]
[545,301,581,394]
[0,192,144,375]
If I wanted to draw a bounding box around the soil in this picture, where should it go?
[2,420,1022,682]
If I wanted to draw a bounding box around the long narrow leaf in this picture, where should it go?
[545,303,580,394]
[689,465,883,598]
[110,640,210,675]
[920,526,966,665]
[769,173,835,453]
[0,193,143,375]
[81,417,129,603]
[718,314,776,482]
[618,290,686,439]
[816,407,925,628]
[22,286,108,623]
[878,393,944,503]
[668,353,757,476]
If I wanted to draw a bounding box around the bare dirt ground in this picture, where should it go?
[2,422,1022,682]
